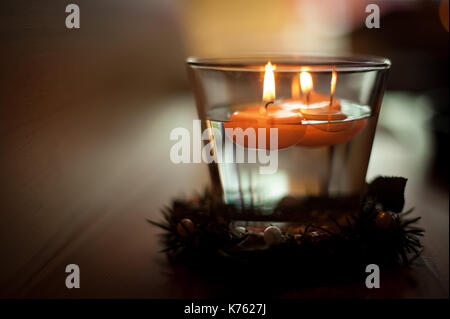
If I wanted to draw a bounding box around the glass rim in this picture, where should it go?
[186,54,391,72]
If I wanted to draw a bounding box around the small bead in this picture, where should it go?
[376,211,393,229]
[264,226,282,246]
[177,218,195,236]
[232,226,247,238]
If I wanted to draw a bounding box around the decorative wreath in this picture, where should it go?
[149,176,423,285]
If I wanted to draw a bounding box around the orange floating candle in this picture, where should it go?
[224,62,305,150]
[224,104,305,150]
[289,69,367,147]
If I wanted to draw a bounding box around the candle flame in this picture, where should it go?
[263,62,276,102]
[328,68,338,123]
[300,71,313,95]
[330,68,337,96]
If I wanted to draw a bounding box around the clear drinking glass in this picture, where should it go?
[186,55,390,231]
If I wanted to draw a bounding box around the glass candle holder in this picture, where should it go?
[186,55,390,231]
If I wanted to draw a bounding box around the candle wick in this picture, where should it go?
[265,101,274,110]
[328,93,334,129]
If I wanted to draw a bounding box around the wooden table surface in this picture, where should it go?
[1,93,447,299]
[0,1,447,298]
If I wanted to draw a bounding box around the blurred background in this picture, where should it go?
[0,0,448,298]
